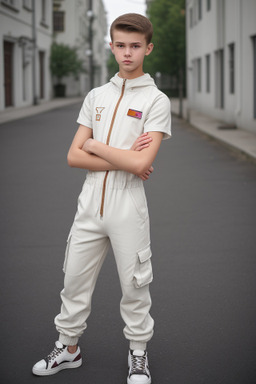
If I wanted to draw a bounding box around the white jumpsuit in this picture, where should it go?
[54,74,171,350]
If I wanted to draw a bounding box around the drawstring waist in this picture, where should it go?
[83,171,144,218]
[85,171,143,190]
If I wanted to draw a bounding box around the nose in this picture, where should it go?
[124,47,131,57]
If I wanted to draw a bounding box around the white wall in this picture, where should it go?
[0,0,53,111]
[186,0,256,133]
[238,1,256,132]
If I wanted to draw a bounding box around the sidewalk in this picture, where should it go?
[1,96,256,162]
[171,98,256,162]
[0,97,84,125]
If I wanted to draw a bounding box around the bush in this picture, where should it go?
[50,42,84,84]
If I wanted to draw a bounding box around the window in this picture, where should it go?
[253,36,256,119]
[229,43,235,94]
[40,0,50,27]
[215,49,224,108]
[206,0,211,11]
[2,0,15,5]
[41,0,46,22]
[197,58,202,92]
[198,0,202,20]
[53,11,65,32]
[1,0,18,10]
[23,0,32,9]
[206,54,210,93]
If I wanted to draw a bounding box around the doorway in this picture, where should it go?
[4,41,14,107]
[39,51,45,99]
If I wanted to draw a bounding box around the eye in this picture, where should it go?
[133,45,141,49]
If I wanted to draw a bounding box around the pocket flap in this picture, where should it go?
[137,245,152,263]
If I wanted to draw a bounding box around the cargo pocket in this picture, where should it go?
[63,232,72,273]
[133,245,153,288]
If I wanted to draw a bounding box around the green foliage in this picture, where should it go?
[107,49,119,79]
[145,0,186,78]
[50,43,84,83]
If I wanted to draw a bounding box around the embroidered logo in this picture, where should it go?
[127,109,142,120]
[96,107,105,121]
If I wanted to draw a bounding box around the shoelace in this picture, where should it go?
[45,345,65,363]
[130,354,147,375]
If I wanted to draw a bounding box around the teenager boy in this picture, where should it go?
[32,13,171,384]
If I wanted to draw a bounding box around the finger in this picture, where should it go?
[138,136,152,144]
[136,138,152,150]
[134,144,150,152]
[139,143,150,150]
[139,132,148,138]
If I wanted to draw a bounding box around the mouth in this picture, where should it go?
[123,60,132,64]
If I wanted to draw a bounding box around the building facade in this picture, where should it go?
[91,0,107,88]
[0,0,107,112]
[0,0,53,111]
[186,0,256,133]
[53,0,107,96]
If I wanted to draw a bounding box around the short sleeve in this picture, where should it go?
[77,91,93,128]
[144,93,172,140]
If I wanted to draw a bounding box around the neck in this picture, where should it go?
[118,68,144,80]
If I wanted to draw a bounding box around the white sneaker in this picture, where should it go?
[32,341,82,376]
[127,349,151,384]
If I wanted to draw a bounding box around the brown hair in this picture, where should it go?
[110,13,153,45]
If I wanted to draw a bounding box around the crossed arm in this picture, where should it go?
[67,124,163,180]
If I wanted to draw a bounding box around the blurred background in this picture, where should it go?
[1,3,256,383]
[1,0,256,134]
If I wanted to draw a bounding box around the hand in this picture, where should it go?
[82,138,94,154]
[131,132,152,151]
[138,166,154,181]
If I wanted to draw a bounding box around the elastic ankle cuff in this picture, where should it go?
[129,341,147,351]
[59,334,79,346]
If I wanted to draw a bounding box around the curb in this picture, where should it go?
[172,110,256,163]
[0,97,84,125]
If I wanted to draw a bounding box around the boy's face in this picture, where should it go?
[110,30,153,79]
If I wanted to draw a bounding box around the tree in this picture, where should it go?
[146,0,186,116]
[50,43,84,96]
[107,49,119,80]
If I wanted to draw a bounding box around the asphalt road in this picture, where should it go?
[1,103,256,384]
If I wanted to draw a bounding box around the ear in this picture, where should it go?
[145,43,154,56]
[109,42,114,54]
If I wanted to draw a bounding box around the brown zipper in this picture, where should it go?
[100,79,126,217]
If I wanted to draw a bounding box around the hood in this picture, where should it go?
[110,73,157,91]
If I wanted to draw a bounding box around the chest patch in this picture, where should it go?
[96,107,105,121]
[127,109,142,120]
